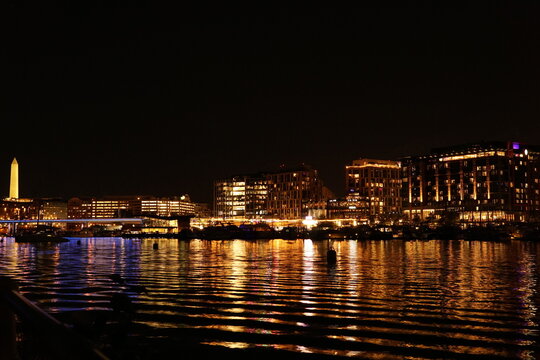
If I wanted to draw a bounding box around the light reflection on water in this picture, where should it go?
[0,237,539,359]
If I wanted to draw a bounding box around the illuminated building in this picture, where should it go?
[401,141,540,223]
[266,165,325,219]
[326,197,369,220]
[40,198,68,220]
[9,158,18,199]
[214,165,327,220]
[214,174,268,219]
[342,159,402,221]
[193,202,212,218]
[0,199,35,221]
[67,195,195,219]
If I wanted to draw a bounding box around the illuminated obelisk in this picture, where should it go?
[9,158,19,199]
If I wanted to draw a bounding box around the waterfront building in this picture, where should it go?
[67,195,195,219]
[214,174,268,219]
[140,195,194,217]
[326,197,370,220]
[214,164,327,220]
[266,165,325,219]
[401,141,540,223]
[343,159,402,221]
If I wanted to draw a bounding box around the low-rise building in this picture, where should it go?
[326,197,369,220]
[0,198,36,220]
[40,198,68,220]
[67,195,195,219]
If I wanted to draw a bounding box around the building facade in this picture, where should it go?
[401,141,540,223]
[214,165,326,220]
[342,159,402,221]
[214,174,268,219]
[40,198,68,220]
[193,203,212,218]
[68,195,195,219]
[266,165,325,219]
[0,199,36,220]
[326,197,369,220]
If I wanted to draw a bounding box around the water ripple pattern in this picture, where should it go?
[0,238,538,359]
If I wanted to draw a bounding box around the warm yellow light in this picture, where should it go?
[438,151,505,162]
[346,164,400,169]
[9,158,18,199]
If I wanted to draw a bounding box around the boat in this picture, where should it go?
[279,226,307,240]
[15,230,69,243]
[462,226,510,242]
[238,223,278,240]
[199,224,240,240]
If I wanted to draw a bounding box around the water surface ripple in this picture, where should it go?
[0,238,538,359]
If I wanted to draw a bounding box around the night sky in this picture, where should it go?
[2,3,540,203]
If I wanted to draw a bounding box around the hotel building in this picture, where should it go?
[401,141,540,223]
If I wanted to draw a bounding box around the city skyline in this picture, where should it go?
[2,4,539,359]
[2,138,538,203]
[4,3,540,203]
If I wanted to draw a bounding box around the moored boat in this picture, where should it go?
[15,231,69,243]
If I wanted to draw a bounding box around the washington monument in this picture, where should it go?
[10,158,18,199]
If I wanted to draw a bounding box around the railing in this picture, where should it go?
[0,276,109,360]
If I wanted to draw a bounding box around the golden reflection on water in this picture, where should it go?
[0,238,539,359]
[200,341,250,349]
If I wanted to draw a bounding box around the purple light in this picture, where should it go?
[513,142,520,150]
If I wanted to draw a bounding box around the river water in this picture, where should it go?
[0,237,538,359]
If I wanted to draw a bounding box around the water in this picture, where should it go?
[0,237,539,359]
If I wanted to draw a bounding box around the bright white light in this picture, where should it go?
[302,216,317,229]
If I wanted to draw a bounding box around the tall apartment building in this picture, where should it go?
[67,195,195,219]
[214,165,325,220]
[401,141,540,223]
[266,165,324,219]
[336,159,402,220]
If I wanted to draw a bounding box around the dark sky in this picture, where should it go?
[2,3,540,203]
